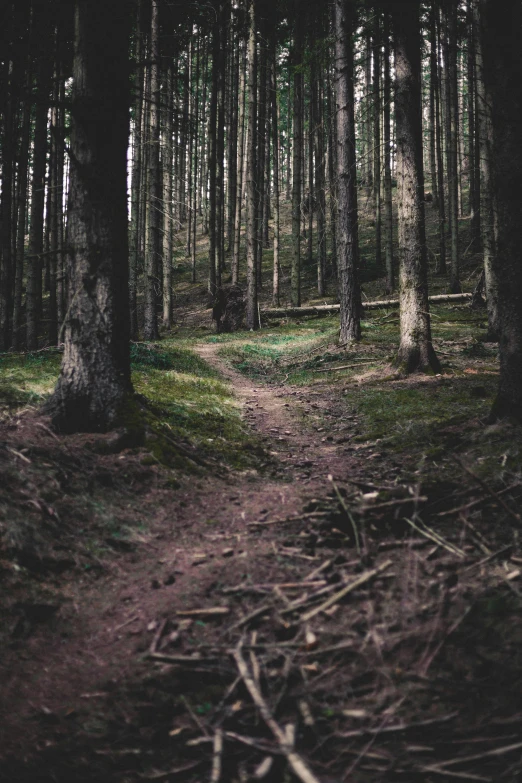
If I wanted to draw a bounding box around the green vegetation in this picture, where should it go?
[0,342,264,471]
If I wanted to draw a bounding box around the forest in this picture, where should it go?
[1,0,522,781]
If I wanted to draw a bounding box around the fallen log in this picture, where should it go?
[261,292,472,319]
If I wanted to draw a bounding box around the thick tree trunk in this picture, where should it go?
[392,1,440,374]
[333,0,360,343]
[48,0,132,433]
[481,0,522,419]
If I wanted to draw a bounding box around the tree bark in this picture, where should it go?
[144,0,161,340]
[481,0,522,419]
[474,0,499,340]
[271,36,281,306]
[48,0,132,432]
[291,0,304,307]
[383,8,394,294]
[245,0,259,328]
[391,0,440,374]
[233,36,247,285]
[333,0,360,343]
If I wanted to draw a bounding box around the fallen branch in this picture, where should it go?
[301,560,393,622]
[210,729,223,783]
[262,293,472,319]
[233,645,321,783]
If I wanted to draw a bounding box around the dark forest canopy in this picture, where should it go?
[0,0,521,430]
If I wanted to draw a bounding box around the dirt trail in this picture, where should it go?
[0,341,362,769]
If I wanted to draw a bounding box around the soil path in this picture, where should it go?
[0,342,366,769]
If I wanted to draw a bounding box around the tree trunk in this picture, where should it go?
[271,40,281,306]
[333,0,360,343]
[12,56,32,350]
[444,0,461,292]
[383,9,394,294]
[162,61,174,328]
[435,7,447,274]
[373,11,382,272]
[474,0,499,340]
[467,0,480,247]
[233,37,247,285]
[428,3,439,206]
[245,0,259,329]
[392,0,440,374]
[208,13,220,298]
[26,24,52,351]
[144,0,161,340]
[48,0,132,432]
[129,10,144,339]
[291,1,304,308]
[481,0,522,419]
[314,68,327,297]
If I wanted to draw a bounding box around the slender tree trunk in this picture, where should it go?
[314,72,327,296]
[0,60,14,349]
[467,0,480,247]
[326,65,338,280]
[163,61,174,327]
[245,0,259,328]
[307,70,315,268]
[435,8,447,274]
[444,0,461,292]
[26,29,51,351]
[428,4,439,206]
[12,58,32,350]
[129,11,144,340]
[227,26,239,254]
[291,2,304,308]
[333,0,360,343]
[144,0,161,340]
[392,0,440,374]
[216,4,227,277]
[191,36,200,283]
[49,0,132,432]
[271,39,281,306]
[373,11,382,271]
[233,38,247,284]
[383,9,394,294]
[208,13,220,298]
[186,42,194,259]
[474,0,499,339]
[256,12,268,287]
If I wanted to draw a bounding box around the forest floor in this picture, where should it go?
[2,204,522,781]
